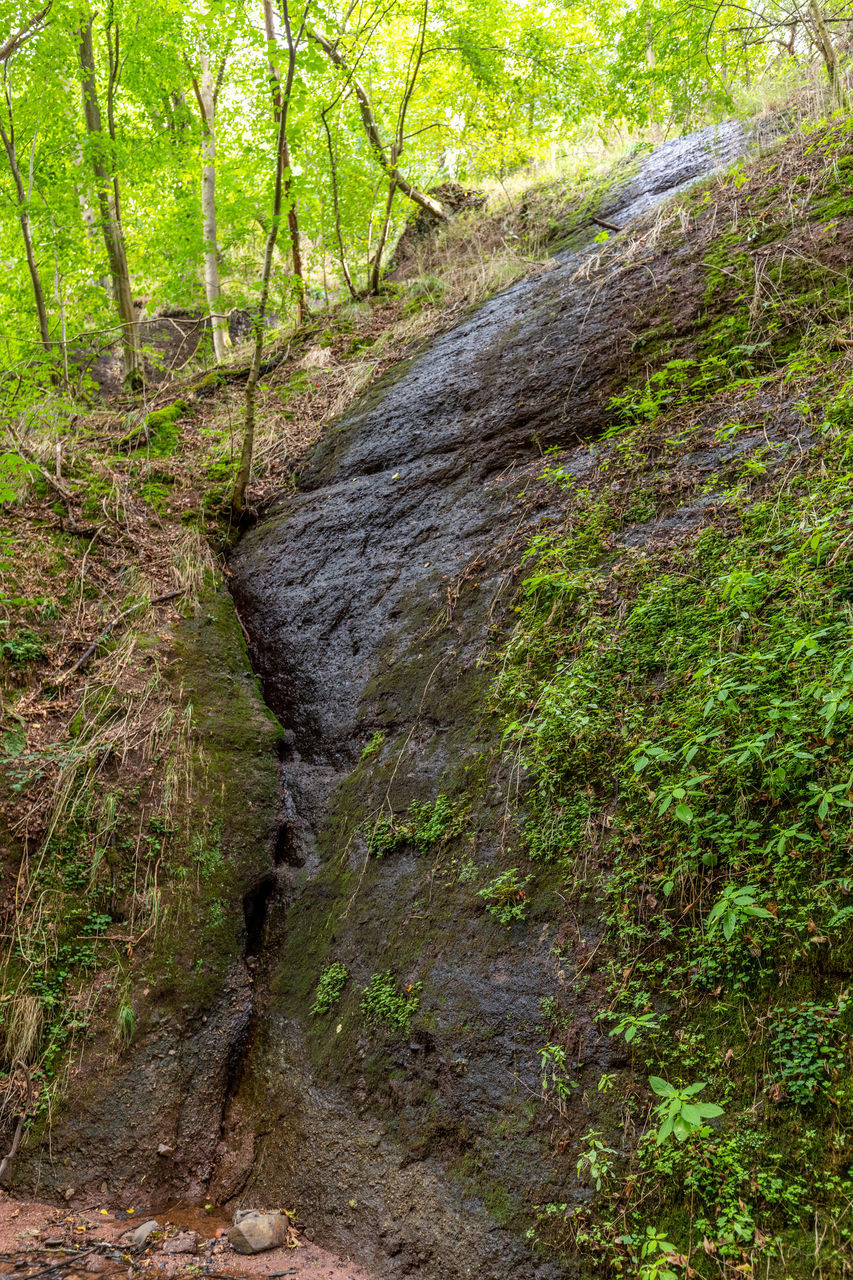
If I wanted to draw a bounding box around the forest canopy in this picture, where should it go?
[0,0,851,387]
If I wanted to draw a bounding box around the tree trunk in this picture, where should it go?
[808,0,848,108]
[320,106,357,297]
[232,0,306,519]
[369,177,397,295]
[198,52,231,363]
[0,109,50,348]
[78,13,141,388]
[310,27,446,222]
[263,0,305,325]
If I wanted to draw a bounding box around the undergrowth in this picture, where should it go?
[496,118,853,1277]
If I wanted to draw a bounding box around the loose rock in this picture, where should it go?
[161,1231,198,1255]
[120,1219,159,1250]
[226,1211,291,1255]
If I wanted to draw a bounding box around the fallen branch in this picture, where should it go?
[55,589,184,685]
[0,1062,32,1183]
[591,215,622,232]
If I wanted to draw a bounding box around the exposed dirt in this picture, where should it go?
[0,1196,375,1280]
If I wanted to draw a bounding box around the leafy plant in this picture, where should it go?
[360,971,421,1031]
[361,729,386,759]
[362,794,467,857]
[635,1226,681,1280]
[310,961,349,1016]
[648,1076,723,1143]
[539,1043,577,1113]
[608,1010,660,1044]
[478,867,532,925]
[706,882,773,941]
[576,1129,617,1190]
[1,628,46,665]
[767,998,847,1106]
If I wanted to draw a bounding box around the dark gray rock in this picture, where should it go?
[160,1231,199,1255]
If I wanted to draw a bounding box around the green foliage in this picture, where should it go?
[0,627,46,665]
[310,961,349,1016]
[539,1042,578,1111]
[608,1010,660,1044]
[767,998,848,1107]
[493,159,853,1263]
[634,1226,680,1280]
[477,867,532,925]
[361,729,386,759]
[576,1129,617,1190]
[115,1003,135,1048]
[706,882,773,941]
[648,1076,724,1144]
[0,452,34,503]
[360,970,421,1031]
[362,794,467,856]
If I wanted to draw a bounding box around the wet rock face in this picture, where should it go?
[226,124,768,1280]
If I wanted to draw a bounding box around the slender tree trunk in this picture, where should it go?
[198,52,231,363]
[808,0,848,107]
[320,106,356,297]
[78,14,141,388]
[0,108,50,347]
[232,0,308,519]
[369,177,397,295]
[263,0,305,324]
[310,27,446,222]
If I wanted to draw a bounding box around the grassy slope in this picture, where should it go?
[494,116,853,1276]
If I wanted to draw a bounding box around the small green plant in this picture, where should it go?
[478,867,532,925]
[648,1076,723,1143]
[361,729,386,759]
[635,1226,681,1280]
[1,627,46,665]
[539,1042,578,1113]
[608,1010,660,1044]
[116,1003,135,1048]
[576,1129,617,1190]
[363,812,406,857]
[361,794,467,856]
[706,882,773,940]
[310,961,349,1016]
[360,970,421,1031]
[767,997,847,1106]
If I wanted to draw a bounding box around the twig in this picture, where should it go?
[591,215,622,232]
[55,589,184,685]
[0,1062,32,1182]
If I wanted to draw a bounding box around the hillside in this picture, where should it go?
[2,112,853,1280]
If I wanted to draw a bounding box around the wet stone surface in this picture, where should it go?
[225,124,773,1280]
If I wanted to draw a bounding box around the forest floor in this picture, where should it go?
[0,1197,375,1280]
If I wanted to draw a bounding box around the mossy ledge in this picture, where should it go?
[12,588,284,1204]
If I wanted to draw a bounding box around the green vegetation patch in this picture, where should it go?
[360,970,422,1031]
[499,219,853,1271]
[310,961,349,1016]
[361,792,468,857]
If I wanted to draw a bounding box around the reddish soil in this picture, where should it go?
[0,1196,376,1280]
